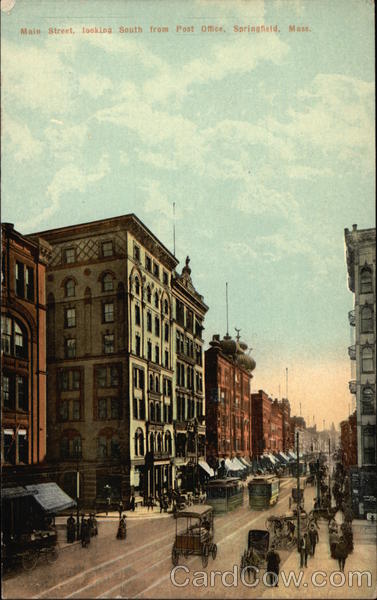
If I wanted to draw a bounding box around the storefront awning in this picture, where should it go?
[2,486,36,500]
[25,482,76,514]
[199,461,215,477]
[238,457,252,468]
[288,451,297,460]
[231,457,247,470]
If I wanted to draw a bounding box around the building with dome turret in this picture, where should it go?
[205,332,256,465]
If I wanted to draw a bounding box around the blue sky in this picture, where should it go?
[2,0,375,427]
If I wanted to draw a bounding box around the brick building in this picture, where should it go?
[1,223,51,479]
[270,399,283,452]
[251,390,272,457]
[340,411,357,468]
[205,334,255,464]
[279,398,291,453]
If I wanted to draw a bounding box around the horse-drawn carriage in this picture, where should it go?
[171,505,217,568]
[265,514,298,549]
[3,529,59,571]
[240,529,270,581]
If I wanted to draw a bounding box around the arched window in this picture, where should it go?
[360,266,373,294]
[102,273,114,292]
[149,374,154,391]
[154,292,159,308]
[164,300,169,315]
[65,279,76,297]
[165,431,172,454]
[110,435,120,458]
[362,346,374,373]
[135,277,140,296]
[362,387,375,415]
[361,306,373,333]
[157,433,162,452]
[146,286,151,303]
[135,428,144,456]
[1,316,28,358]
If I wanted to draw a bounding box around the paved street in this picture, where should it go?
[2,477,376,599]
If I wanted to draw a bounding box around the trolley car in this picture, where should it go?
[206,478,244,514]
[248,476,280,510]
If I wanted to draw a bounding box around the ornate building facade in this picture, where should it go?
[345,224,376,517]
[1,223,51,479]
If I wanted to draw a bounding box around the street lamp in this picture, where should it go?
[104,484,112,516]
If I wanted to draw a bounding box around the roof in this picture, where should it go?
[2,486,36,500]
[175,504,213,518]
[25,483,76,514]
[207,478,240,486]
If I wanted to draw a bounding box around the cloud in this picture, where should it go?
[43,122,89,161]
[233,181,298,218]
[138,151,177,170]
[285,164,333,180]
[141,180,175,219]
[4,115,44,162]
[79,73,113,98]
[19,154,110,231]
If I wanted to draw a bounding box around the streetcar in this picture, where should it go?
[248,475,280,510]
[206,478,244,514]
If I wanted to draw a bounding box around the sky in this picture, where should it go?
[1,0,375,429]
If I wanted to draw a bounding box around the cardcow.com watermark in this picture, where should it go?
[170,565,373,589]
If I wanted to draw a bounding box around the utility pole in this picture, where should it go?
[328,437,331,505]
[296,430,301,552]
[76,465,80,541]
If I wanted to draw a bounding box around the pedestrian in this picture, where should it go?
[118,500,124,519]
[80,514,85,538]
[116,515,127,540]
[335,536,348,572]
[130,493,135,512]
[309,523,319,556]
[299,533,309,568]
[81,518,90,548]
[88,513,98,537]
[66,514,75,543]
[266,544,280,586]
[159,495,163,514]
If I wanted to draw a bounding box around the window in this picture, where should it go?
[146,286,152,303]
[155,376,160,393]
[362,387,375,415]
[164,350,169,368]
[103,302,114,323]
[96,366,120,388]
[134,244,140,262]
[360,266,373,294]
[59,369,81,391]
[176,300,184,326]
[16,262,25,298]
[2,376,11,409]
[3,430,15,464]
[65,308,76,328]
[155,316,160,336]
[16,376,28,410]
[164,323,169,342]
[135,428,144,456]
[147,341,152,361]
[186,310,193,332]
[363,425,376,465]
[362,346,374,372]
[135,304,141,326]
[102,273,114,292]
[153,262,160,279]
[135,334,141,356]
[111,436,120,458]
[60,433,82,459]
[133,367,144,389]
[97,436,107,458]
[2,374,28,411]
[65,338,76,358]
[64,248,75,264]
[139,398,145,420]
[165,432,172,454]
[98,398,107,419]
[72,401,80,421]
[164,300,169,315]
[18,431,28,463]
[1,316,27,358]
[111,398,121,419]
[361,306,373,333]
[134,277,140,295]
[65,279,75,298]
[147,312,152,332]
[163,271,169,285]
[60,401,68,421]
[155,345,160,364]
[104,334,114,354]
[154,292,159,308]
[145,255,152,272]
[26,267,34,301]
[102,241,113,257]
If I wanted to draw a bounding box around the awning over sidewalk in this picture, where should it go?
[267,453,279,465]
[277,452,291,463]
[199,460,215,477]
[238,457,252,468]
[288,451,297,460]
[25,482,76,514]
[231,457,247,470]
[2,486,36,500]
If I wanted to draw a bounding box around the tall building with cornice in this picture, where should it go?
[345,224,376,518]
[33,214,179,506]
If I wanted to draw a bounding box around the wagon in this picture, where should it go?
[171,505,217,568]
[240,529,270,581]
[4,529,58,571]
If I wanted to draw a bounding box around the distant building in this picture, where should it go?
[270,399,283,452]
[345,224,376,517]
[1,223,51,480]
[205,334,255,465]
[340,412,357,468]
[279,398,291,453]
[250,390,272,458]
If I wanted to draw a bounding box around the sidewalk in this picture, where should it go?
[262,518,376,599]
